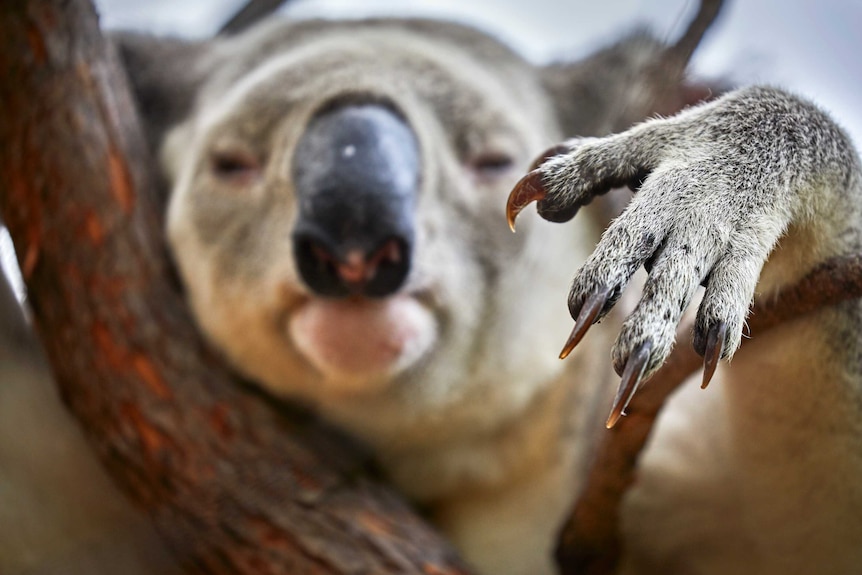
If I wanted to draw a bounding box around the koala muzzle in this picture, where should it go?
[292,103,420,298]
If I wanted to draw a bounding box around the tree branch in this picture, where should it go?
[0,1,472,573]
[667,0,726,65]
[219,0,292,35]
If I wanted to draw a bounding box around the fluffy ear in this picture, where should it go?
[542,0,726,137]
[111,33,213,154]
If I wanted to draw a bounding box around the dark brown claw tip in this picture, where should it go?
[529,143,571,171]
[606,342,652,429]
[559,286,612,360]
[506,170,547,232]
[701,322,727,389]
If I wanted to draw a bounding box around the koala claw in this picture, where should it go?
[559,286,612,360]
[606,341,652,429]
[506,170,547,232]
[700,321,727,390]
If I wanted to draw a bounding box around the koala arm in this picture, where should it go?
[509,85,862,424]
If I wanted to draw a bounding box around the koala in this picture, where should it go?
[4,7,862,575]
[119,11,862,575]
[512,87,862,574]
[145,20,602,575]
[122,11,862,574]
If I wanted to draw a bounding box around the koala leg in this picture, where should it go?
[509,85,862,574]
[509,85,862,419]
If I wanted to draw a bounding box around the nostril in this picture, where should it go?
[335,250,368,285]
[294,235,343,298]
[352,239,409,297]
[294,233,411,298]
[349,239,402,280]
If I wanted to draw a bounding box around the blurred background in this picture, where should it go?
[2,0,861,298]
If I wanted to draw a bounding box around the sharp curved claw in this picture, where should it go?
[701,321,727,389]
[606,342,652,429]
[506,170,547,232]
[529,143,571,171]
[559,286,612,360]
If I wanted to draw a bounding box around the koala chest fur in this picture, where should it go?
[112,10,862,575]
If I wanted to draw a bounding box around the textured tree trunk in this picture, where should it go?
[0,1,473,573]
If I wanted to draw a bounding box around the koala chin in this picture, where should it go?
[288,295,438,394]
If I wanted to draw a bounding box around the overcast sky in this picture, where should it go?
[3,1,861,298]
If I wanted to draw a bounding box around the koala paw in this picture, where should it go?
[509,122,784,427]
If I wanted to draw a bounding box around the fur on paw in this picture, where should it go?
[509,113,793,418]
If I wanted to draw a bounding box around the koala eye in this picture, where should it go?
[210,150,261,184]
[469,152,516,179]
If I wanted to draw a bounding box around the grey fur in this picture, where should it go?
[4,14,862,575]
[539,86,862,376]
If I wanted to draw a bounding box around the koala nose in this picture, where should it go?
[292,103,420,298]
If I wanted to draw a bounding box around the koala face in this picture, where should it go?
[162,20,589,449]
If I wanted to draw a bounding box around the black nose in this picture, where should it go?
[292,103,420,298]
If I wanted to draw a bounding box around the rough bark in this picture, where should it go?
[0,2,472,574]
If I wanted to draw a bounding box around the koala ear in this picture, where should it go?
[542,0,726,137]
[111,32,214,153]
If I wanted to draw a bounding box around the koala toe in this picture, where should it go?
[611,229,720,377]
[559,286,613,360]
[692,225,774,377]
[534,135,656,223]
[601,233,720,426]
[506,133,663,229]
[529,143,572,172]
[507,170,549,231]
[610,220,770,409]
[564,179,681,332]
[698,321,727,390]
[606,340,652,428]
